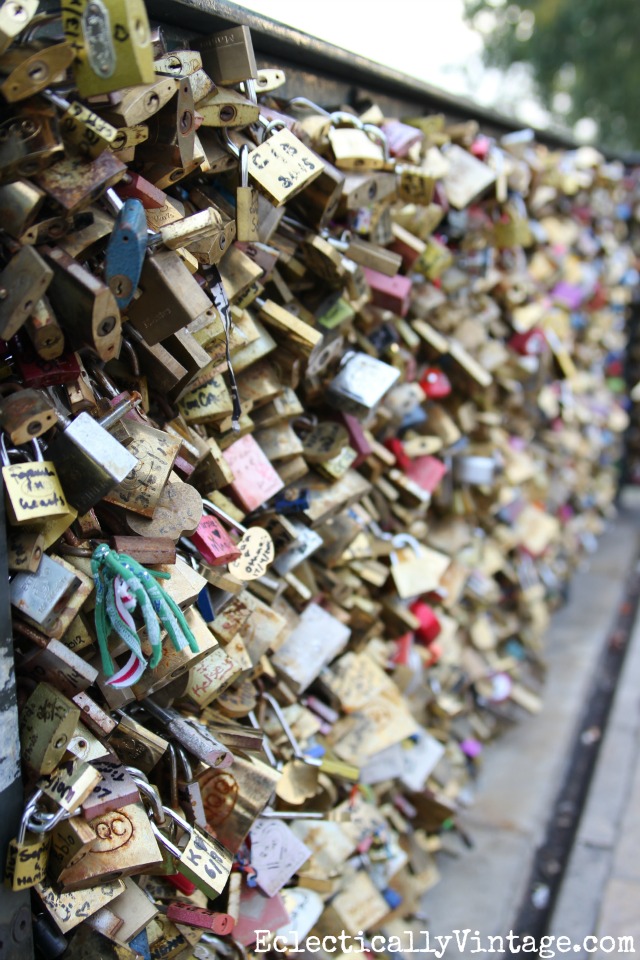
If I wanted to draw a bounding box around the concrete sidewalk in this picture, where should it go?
[421,496,640,950]
[550,497,640,958]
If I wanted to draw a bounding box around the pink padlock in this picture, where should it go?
[363,267,412,316]
[190,513,241,566]
[405,455,448,494]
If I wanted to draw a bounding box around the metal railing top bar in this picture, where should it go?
[146,0,640,164]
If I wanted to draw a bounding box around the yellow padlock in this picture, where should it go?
[1,435,72,527]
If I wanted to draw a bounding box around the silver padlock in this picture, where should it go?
[326,351,400,418]
[45,394,140,513]
[141,698,234,769]
[11,554,81,631]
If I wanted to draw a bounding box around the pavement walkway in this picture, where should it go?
[420,493,640,955]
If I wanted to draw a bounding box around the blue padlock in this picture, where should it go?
[104,197,148,310]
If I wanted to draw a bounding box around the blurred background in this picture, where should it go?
[239,0,639,153]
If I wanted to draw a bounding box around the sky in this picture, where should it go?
[237,0,556,131]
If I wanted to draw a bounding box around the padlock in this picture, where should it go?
[326,351,401,418]
[55,800,164,890]
[328,114,385,171]
[2,436,72,527]
[104,195,148,310]
[48,815,98,877]
[35,150,127,216]
[8,528,44,572]
[245,125,324,207]
[0,243,53,341]
[0,108,64,184]
[19,682,81,776]
[196,87,259,128]
[0,177,46,238]
[236,143,260,242]
[190,506,241,567]
[149,804,233,899]
[0,384,56,444]
[11,551,82,634]
[41,244,122,360]
[0,0,38,56]
[141,698,234,769]
[153,49,203,78]
[125,248,213,345]
[45,395,140,513]
[0,41,75,102]
[195,24,257,85]
[35,876,125,933]
[5,790,51,890]
[107,712,168,772]
[171,742,207,829]
[102,418,180,517]
[62,0,155,97]
[38,757,102,813]
[44,90,122,158]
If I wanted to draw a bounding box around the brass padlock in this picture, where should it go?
[0,384,56,445]
[150,803,233,899]
[125,248,213,345]
[19,682,81,776]
[0,244,53,341]
[235,142,259,242]
[245,126,324,207]
[46,91,122,159]
[102,419,180,518]
[0,41,75,103]
[56,800,164,890]
[0,177,46,238]
[5,791,51,891]
[195,24,257,85]
[2,436,72,527]
[0,0,39,56]
[62,0,155,97]
[0,109,63,183]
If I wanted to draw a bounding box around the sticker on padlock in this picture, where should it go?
[1,435,72,526]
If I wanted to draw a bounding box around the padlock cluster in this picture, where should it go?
[0,1,636,958]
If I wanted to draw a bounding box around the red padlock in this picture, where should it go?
[508,328,547,356]
[385,437,411,471]
[410,600,442,644]
[419,367,452,399]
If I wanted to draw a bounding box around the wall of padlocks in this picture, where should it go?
[0,0,637,958]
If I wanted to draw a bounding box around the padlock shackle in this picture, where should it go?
[260,692,306,761]
[286,96,330,118]
[150,819,182,859]
[201,498,247,535]
[239,144,249,189]
[131,774,166,826]
[247,710,277,767]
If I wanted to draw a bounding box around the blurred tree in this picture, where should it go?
[463,0,640,151]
